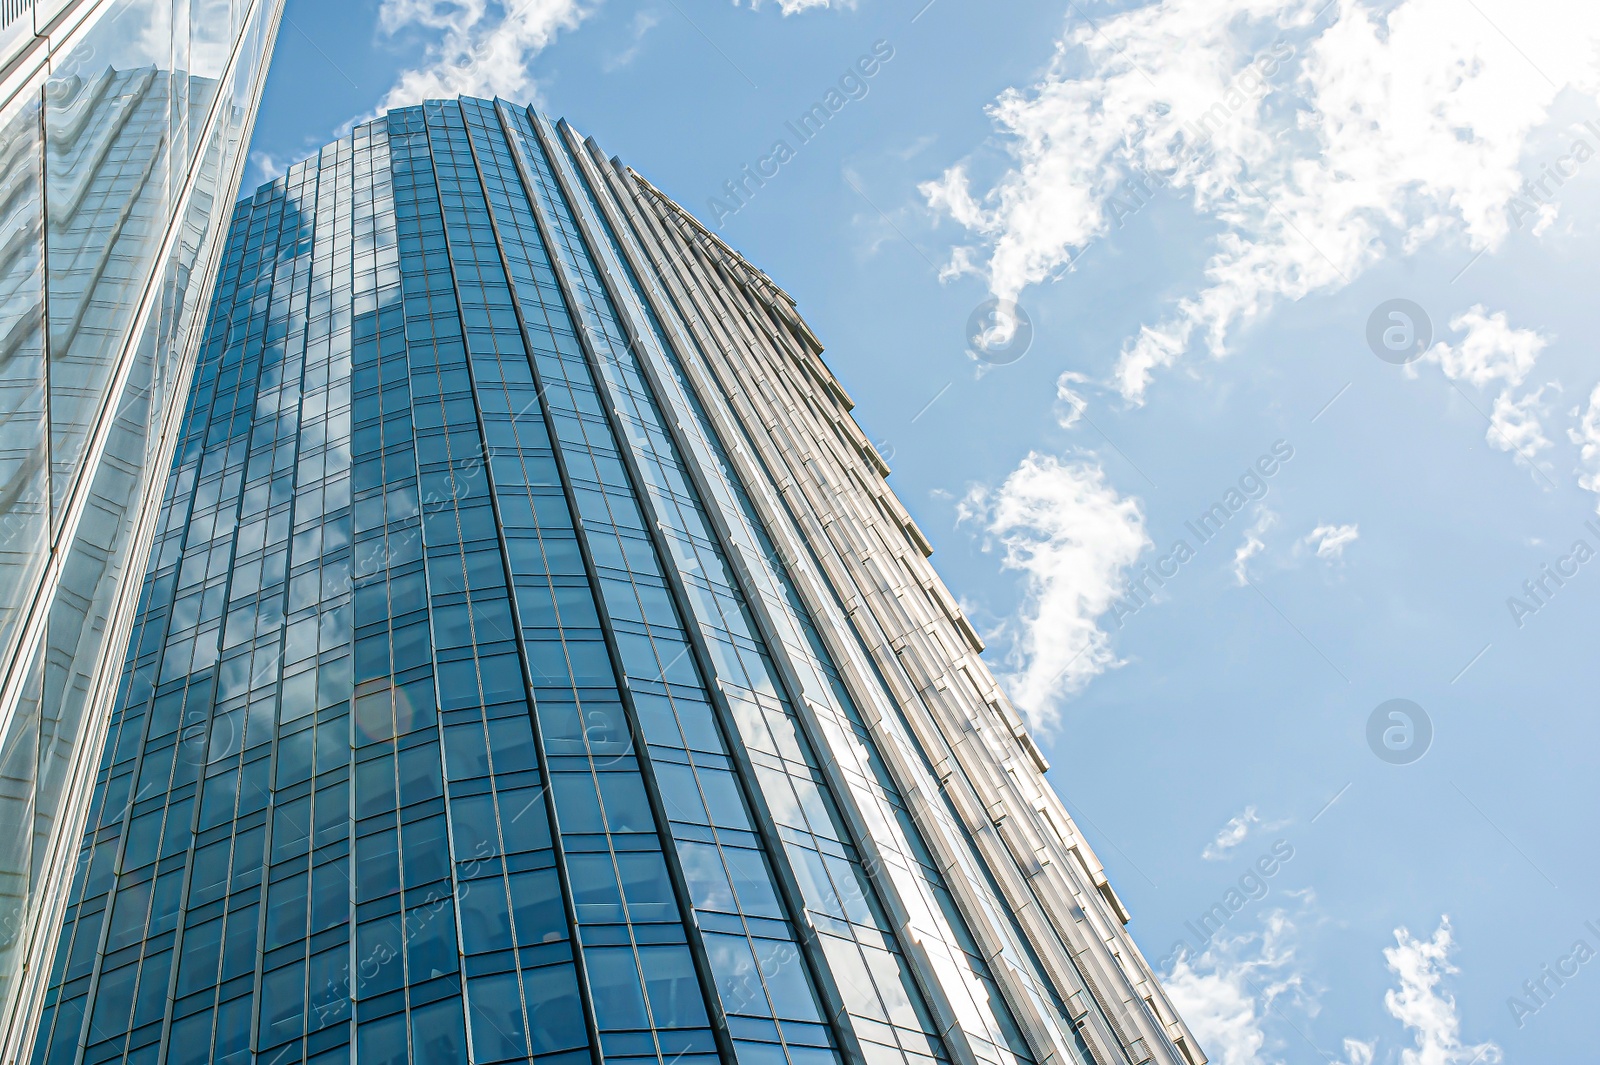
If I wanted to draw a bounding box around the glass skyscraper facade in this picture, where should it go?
[0,0,285,1058]
[30,98,1205,1065]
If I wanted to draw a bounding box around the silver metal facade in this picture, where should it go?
[566,127,1206,1065]
[0,0,284,1058]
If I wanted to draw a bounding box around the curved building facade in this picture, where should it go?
[30,98,1203,1065]
[0,0,285,1058]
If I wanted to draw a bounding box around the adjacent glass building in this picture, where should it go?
[0,0,285,1059]
[30,98,1205,1065]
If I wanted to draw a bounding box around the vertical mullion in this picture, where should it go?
[515,106,975,1065]
[68,186,275,1065]
[486,103,749,1057]
[439,98,730,1064]
[529,112,874,1065]
[155,176,305,1065]
[404,101,605,1065]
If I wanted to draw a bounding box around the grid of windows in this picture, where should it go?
[32,93,1202,1065]
[454,99,837,1065]
[0,1,283,1059]
[35,99,854,1065]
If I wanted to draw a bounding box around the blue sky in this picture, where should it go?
[250,2,1600,1061]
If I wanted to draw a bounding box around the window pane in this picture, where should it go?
[0,90,46,669]
[45,0,180,512]
[467,972,527,1062]
[582,945,648,1029]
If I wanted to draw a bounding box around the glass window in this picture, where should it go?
[410,996,469,1065]
[725,848,784,919]
[754,938,822,1022]
[356,1012,407,1065]
[582,946,649,1029]
[637,943,708,1029]
[616,850,675,922]
[405,897,457,981]
[401,815,449,886]
[0,90,46,671]
[175,915,222,996]
[459,875,511,955]
[85,961,135,1043]
[597,772,652,834]
[259,959,306,1048]
[0,649,41,1005]
[264,872,307,951]
[45,0,184,512]
[565,853,622,923]
[354,914,405,999]
[522,965,585,1054]
[467,972,527,1062]
[507,868,565,947]
[168,1008,215,1065]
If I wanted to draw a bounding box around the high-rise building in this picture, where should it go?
[31,98,1204,1065]
[0,0,285,1058]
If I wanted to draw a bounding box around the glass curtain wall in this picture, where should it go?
[0,0,285,1059]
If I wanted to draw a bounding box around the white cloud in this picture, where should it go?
[924,0,1600,404]
[1487,383,1558,471]
[1163,911,1495,1065]
[1383,918,1502,1065]
[1164,953,1268,1065]
[1163,909,1306,1065]
[1054,371,1089,428]
[378,0,591,112]
[1232,507,1277,585]
[1302,522,1359,561]
[603,9,661,72]
[1418,307,1557,480]
[250,151,289,186]
[1202,806,1260,860]
[937,245,980,283]
[1570,383,1600,506]
[962,454,1149,730]
[1336,1039,1377,1065]
[1424,306,1547,390]
[733,0,852,13]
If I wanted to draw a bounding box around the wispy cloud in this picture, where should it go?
[923,0,1600,404]
[1163,907,1309,1065]
[250,151,290,186]
[1164,909,1492,1065]
[1487,384,1558,474]
[1423,306,1547,391]
[1384,918,1502,1065]
[1570,384,1600,509]
[603,9,660,71]
[377,0,592,112]
[1302,522,1359,562]
[960,454,1149,730]
[1232,507,1277,586]
[733,0,855,13]
[1202,806,1261,860]
[1054,371,1090,429]
[1336,1039,1377,1065]
[1421,306,1556,481]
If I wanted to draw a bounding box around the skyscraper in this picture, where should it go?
[31,98,1204,1065]
[0,0,285,1058]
